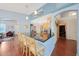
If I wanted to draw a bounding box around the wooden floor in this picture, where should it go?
[0,37,77,56]
[0,37,34,56]
[51,38,77,56]
[0,38,21,56]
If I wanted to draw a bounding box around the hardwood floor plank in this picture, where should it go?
[51,38,77,56]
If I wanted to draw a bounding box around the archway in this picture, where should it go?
[55,10,77,40]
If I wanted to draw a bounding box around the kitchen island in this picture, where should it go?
[35,36,57,56]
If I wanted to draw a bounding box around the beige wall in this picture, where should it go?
[66,17,77,40]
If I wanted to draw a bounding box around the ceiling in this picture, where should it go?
[29,3,75,19]
[0,3,45,15]
[57,10,77,17]
[56,10,77,20]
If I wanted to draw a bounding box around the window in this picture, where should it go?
[0,24,6,33]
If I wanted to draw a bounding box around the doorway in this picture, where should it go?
[59,25,66,38]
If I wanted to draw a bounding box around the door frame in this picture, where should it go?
[59,25,66,38]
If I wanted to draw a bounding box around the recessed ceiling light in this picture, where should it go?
[69,12,77,16]
[71,12,77,15]
[26,16,29,20]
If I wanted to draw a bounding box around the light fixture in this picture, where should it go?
[71,12,77,15]
[26,16,29,20]
[69,12,77,16]
[34,10,38,15]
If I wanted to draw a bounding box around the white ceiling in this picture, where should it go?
[0,3,45,15]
